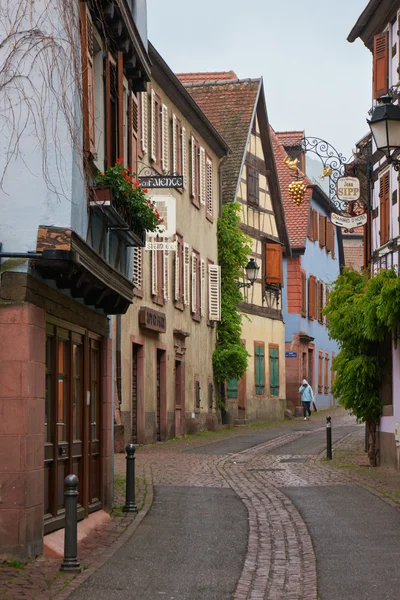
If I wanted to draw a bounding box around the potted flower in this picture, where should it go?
[91,159,164,235]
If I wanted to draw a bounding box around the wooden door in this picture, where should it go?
[131,344,139,444]
[89,337,101,509]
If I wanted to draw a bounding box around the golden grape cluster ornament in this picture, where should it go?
[289,180,306,206]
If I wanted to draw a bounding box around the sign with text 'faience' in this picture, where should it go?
[336,177,360,201]
[138,176,183,189]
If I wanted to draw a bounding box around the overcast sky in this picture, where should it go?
[147,0,371,161]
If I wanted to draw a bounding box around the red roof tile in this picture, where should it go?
[276,130,305,147]
[177,71,238,84]
[270,127,312,249]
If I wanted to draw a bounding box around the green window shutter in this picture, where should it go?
[227,378,238,399]
[269,347,279,396]
[255,345,265,394]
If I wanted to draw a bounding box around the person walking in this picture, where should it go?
[299,379,314,420]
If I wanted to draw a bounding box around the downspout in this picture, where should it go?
[115,314,122,425]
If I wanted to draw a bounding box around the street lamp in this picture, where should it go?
[237,258,259,288]
[368,95,400,171]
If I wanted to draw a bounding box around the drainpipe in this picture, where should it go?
[115,314,122,425]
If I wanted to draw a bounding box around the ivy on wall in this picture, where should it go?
[324,267,400,466]
[212,202,251,384]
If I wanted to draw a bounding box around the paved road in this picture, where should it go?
[69,486,248,600]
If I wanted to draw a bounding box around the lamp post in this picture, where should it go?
[237,258,259,288]
[368,95,400,171]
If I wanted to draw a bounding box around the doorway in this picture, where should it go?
[156,348,166,441]
[308,347,314,388]
[132,344,139,444]
[175,360,183,437]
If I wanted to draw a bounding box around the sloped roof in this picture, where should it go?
[276,130,305,147]
[269,127,313,249]
[177,71,238,84]
[177,77,261,206]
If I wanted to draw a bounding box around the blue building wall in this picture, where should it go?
[282,198,341,410]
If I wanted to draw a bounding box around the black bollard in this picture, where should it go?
[60,474,81,573]
[326,416,332,460]
[123,444,138,513]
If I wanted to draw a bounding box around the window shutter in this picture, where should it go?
[133,248,142,289]
[380,172,390,245]
[318,351,323,394]
[247,167,259,204]
[150,88,156,162]
[128,92,138,173]
[183,243,190,306]
[191,253,197,313]
[151,246,158,295]
[199,147,206,205]
[373,32,389,99]
[319,214,326,248]
[174,239,180,301]
[324,353,329,394]
[161,104,169,173]
[318,281,324,322]
[80,2,96,156]
[117,52,124,161]
[308,211,314,240]
[208,264,221,321]
[255,345,265,394]
[182,127,187,188]
[141,92,148,154]
[227,378,238,399]
[190,135,196,198]
[265,243,283,285]
[332,225,335,258]
[269,347,279,396]
[172,114,177,174]
[301,271,306,317]
[163,245,169,301]
[206,157,213,217]
[310,210,318,242]
[308,276,316,320]
[200,259,206,317]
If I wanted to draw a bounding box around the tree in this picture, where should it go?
[324,268,400,466]
[212,202,251,409]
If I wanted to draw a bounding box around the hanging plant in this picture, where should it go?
[94,159,164,233]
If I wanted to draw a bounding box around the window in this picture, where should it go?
[208,264,221,321]
[247,167,259,205]
[319,214,327,248]
[301,271,307,317]
[379,171,390,245]
[324,352,329,394]
[172,114,183,176]
[150,89,162,171]
[255,343,265,395]
[318,350,323,394]
[269,345,279,396]
[373,31,389,99]
[317,281,324,323]
[206,156,213,220]
[265,243,283,285]
[190,135,200,205]
[308,275,317,320]
[80,3,96,157]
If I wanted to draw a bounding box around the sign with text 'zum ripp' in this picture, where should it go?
[336,176,360,201]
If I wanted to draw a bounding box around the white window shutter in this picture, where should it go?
[163,244,169,301]
[150,89,156,162]
[208,264,221,321]
[200,259,206,317]
[172,114,177,174]
[141,92,148,154]
[183,243,190,306]
[161,104,169,173]
[199,147,206,205]
[133,248,143,289]
[190,135,196,198]
[206,158,213,216]
[191,253,197,314]
[151,246,158,295]
[174,242,180,301]
[182,127,187,189]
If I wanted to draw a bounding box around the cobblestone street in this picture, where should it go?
[4,407,400,600]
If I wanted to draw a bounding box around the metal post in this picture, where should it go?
[326,416,332,460]
[60,475,81,573]
[123,444,138,513]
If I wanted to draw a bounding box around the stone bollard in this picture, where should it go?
[326,416,332,460]
[123,444,138,513]
[60,474,81,573]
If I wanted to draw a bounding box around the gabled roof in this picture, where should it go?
[177,74,290,254]
[269,128,312,249]
[276,131,304,148]
[177,71,238,84]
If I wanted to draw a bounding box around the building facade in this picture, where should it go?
[178,73,291,423]
[118,47,228,446]
[349,0,400,468]
[271,131,342,413]
[0,0,150,558]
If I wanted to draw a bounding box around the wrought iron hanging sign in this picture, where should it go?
[336,176,360,202]
[138,175,183,188]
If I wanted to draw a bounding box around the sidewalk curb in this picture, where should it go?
[52,464,154,600]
